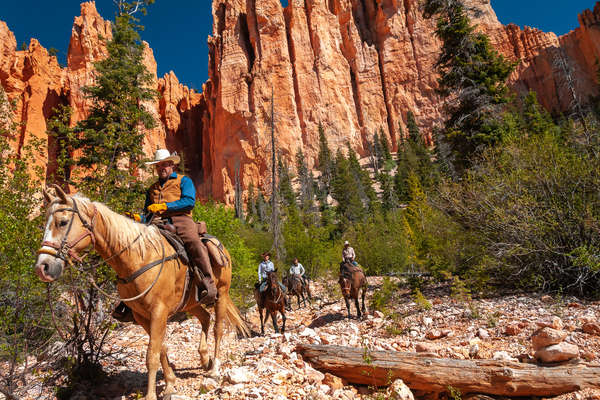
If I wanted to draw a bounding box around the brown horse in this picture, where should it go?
[339,261,367,319]
[283,274,311,309]
[33,186,249,400]
[254,271,286,334]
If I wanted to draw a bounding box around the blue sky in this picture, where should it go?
[0,1,596,92]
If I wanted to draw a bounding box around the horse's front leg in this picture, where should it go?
[133,312,176,399]
[344,296,352,319]
[361,286,367,314]
[144,308,168,400]
[210,291,228,379]
[354,296,362,319]
[259,306,265,335]
[271,311,279,333]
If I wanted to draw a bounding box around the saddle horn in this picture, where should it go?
[51,184,69,203]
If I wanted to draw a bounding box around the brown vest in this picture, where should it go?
[147,174,193,217]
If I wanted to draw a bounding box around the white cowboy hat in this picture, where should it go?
[344,240,349,245]
[145,149,180,165]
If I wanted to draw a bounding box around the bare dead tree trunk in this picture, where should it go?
[270,86,285,260]
[234,159,243,220]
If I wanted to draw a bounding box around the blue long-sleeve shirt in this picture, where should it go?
[143,172,195,219]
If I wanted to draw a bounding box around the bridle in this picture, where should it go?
[37,198,97,265]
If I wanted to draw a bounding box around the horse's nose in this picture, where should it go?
[35,261,54,282]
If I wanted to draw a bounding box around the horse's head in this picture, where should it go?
[34,185,96,282]
[266,270,279,292]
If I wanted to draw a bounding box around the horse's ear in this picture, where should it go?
[42,187,54,204]
[52,184,69,204]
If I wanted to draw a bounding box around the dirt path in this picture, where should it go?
[25,278,600,400]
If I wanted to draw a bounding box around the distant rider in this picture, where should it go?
[257,252,287,293]
[342,241,358,266]
[289,257,308,285]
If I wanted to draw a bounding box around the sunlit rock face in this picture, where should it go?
[1,0,599,203]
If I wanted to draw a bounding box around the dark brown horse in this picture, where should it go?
[254,271,286,334]
[283,274,311,309]
[339,261,367,319]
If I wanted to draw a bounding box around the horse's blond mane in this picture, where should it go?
[73,194,163,259]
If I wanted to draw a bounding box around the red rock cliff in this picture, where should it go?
[2,0,600,203]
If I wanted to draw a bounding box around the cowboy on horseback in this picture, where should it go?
[289,257,308,286]
[257,252,286,294]
[114,149,217,320]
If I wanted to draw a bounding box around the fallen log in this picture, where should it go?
[296,344,600,397]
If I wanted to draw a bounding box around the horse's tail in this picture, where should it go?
[222,292,251,338]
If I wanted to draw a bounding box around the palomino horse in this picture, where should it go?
[283,274,311,309]
[34,186,249,400]
[339,261,367,319]
[254,271,286,334]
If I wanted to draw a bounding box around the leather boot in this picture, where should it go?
[194,245,217,306]
[111,301,135,323]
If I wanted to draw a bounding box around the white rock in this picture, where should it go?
[224,366,255,384]
[423,317,433,326]
[386,379,415,400]
[319,384,331,394]
[535,342,579,363]
[492,351,517,362]
[478,328,490,339]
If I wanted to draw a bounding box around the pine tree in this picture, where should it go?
[317,122,333,194]
[406,110,421,143]
[379,128,392,164]
[424,0,515,168]
[74,0,156,211]
[346,143,378,214]
[257,191,268,224]
[332,149,364,227]
[522,91,557,137]
[278,157,295,208]
[295,148,314,211]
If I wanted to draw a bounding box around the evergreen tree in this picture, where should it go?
[295,148,314,211]
[522,91,558,137]
[74,0,156,211]
[379,171,399,212]
[46,104,76,185]
[332,149,364,227]
[379,128,392,164]
[278,157,295,208]
[424,0,515,168]
[346,143,378,214]
[256,190,268,225]
[406,110,421,143]
[317,123,333,195]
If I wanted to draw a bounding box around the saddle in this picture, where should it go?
[340,262,362,280]
[153,221,226,270]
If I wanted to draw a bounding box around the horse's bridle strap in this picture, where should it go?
[37,199,97,263]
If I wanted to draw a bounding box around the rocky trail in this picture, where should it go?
[21,278,600,400]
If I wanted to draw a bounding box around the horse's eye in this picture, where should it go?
[59,220,68,227]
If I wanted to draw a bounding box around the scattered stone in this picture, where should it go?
[224,366,255,384]
[373,310,384,319]
[504,324,521,336]
[415,342,438,353]
[568,302,583,308]
[426,329,449,340]
[536,316,564,330]
[305,364,325,384]
[386,379,415,400]
[322,373,344,391]
[478,328,490,339]
[582,322,600,336]
[492,351,517,362]
[581,351,596,361]
[200,377,219,391]
[541,295,553,303]
[469,343,480,358]
[534,342,579,363]
[532,327,568,351]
